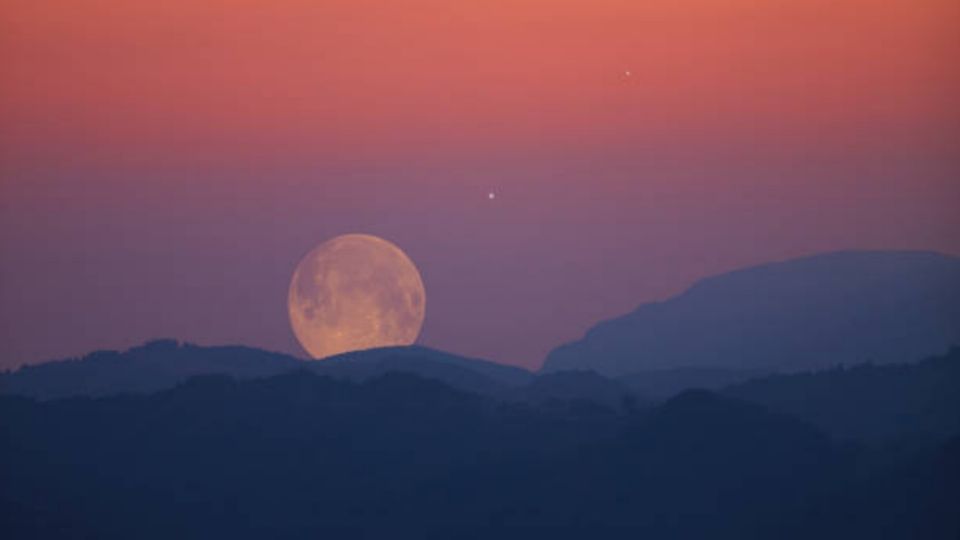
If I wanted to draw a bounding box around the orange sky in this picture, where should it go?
[3,0,958,164]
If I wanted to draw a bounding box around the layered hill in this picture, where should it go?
[0,340,532,400]
[725,347,960,445]
[0,340,300,399]
[544,250,960,376]
[1,341,636,407]
[2,369,957,539]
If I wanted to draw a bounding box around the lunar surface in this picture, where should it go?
[288,234,426,359]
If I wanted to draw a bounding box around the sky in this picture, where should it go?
[1,0,958,370]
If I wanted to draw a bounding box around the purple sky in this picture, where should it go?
[1,0,958,370]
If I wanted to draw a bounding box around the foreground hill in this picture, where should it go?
[314,345,533,393]
[0,340,301,399]
[544,250,960,375]
[1,341,629,407]
[4,371,955,539]
[0,341,531,400]
[617,366,768,399]
[725,347,960,445]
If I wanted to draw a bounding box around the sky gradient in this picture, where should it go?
[1,0,958,369]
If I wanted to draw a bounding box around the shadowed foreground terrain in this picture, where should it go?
[725,347,960,445]
[2,355,959,539]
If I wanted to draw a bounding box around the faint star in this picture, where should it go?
[488,192,496,200]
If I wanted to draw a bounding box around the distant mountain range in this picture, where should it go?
[3,248,959,440]
[544,250,960,375]
[0,341,656,412]
[0,340,532,401]
[6,250,957,403]
[3,248,960,538]
[5,340,960,449]
[0,340,301,399]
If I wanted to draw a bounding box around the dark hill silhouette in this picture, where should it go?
[0,341,531,400]
[7,371,955,539]
[544,250,960,375]
[1,340,654,409]
[0,340,301,399]
[2,340,657,411]
[792,434,960,539]
[507,370,642,410]
[617,366,768,399]
[725,347,960,445]
[313,345,533,392]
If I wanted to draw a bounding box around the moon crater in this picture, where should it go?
[288,234,426,359]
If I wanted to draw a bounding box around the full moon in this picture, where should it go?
[287,234,426,359]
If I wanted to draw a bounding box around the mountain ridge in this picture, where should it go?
[544,250,960,375]
[0,340,532,400]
